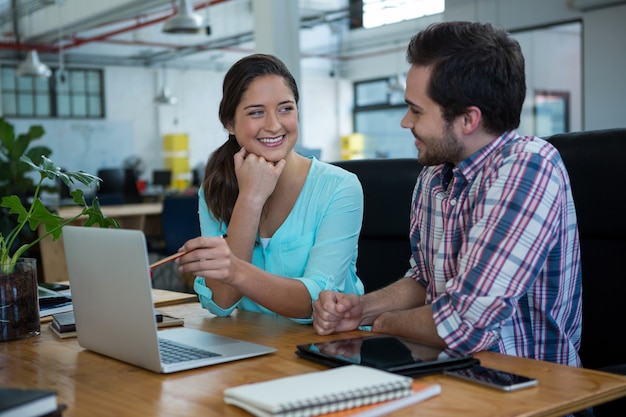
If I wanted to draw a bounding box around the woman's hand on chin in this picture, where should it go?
[234,147,285,203]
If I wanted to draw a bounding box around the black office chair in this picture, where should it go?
[547,129,626,417]
[160,194,202,256]
[331,158,423,293]
[149,194,202,293]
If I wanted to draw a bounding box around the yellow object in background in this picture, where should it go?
[340,133,365,160]
[163,133,191,190]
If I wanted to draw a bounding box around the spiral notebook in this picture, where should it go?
[224,365,430,417]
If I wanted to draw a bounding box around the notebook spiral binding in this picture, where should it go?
[278,380,411,416]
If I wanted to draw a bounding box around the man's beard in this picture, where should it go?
[415,124,465,166]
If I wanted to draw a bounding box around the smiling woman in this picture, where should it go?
[228,74,299,162]
[174,53,365,324]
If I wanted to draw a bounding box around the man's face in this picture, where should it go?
[400,65,465,166]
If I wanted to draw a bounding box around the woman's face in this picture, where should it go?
[228,74,299,162]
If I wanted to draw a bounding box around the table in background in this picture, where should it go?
[2,302,626,417]
[38,202,163,282]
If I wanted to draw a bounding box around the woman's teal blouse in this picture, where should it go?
[193,157,365,324]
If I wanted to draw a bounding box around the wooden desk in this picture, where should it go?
[2,302,626,417]
[38,202,163,283]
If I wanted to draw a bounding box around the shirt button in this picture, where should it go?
[450,199,457,206]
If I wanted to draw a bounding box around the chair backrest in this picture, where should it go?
[331,158,423,292]
[161,194,202,255]
[546,128,626,371]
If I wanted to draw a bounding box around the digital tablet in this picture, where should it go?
[296,334,479,377]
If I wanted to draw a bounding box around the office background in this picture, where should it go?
[0,0,624,185]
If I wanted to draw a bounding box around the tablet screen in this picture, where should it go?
[297,335,474,373]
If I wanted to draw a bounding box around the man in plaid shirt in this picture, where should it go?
[313,21,581,367]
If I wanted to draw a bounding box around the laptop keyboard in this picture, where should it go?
[158,338,221,364]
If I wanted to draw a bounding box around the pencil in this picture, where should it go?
[149,233,228,269]
[149,251,186,269]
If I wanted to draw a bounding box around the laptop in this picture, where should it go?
[62,225,276,373]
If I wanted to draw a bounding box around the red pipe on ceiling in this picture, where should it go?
[0,0,226,53]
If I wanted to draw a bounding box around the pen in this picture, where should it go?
[149,233,228,270]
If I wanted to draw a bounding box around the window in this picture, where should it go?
[534,90,570,137]
[359,0,445,29]
[1,66,105,118]
[353,77,416,159]
[512,21,581,135]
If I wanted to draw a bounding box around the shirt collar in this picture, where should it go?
[455,130,518,182]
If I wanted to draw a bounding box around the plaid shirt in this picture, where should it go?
[408,131,582,366]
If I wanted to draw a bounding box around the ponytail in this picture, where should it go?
[202,135,240,225]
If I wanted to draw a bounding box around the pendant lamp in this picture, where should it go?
[155,86,178,105]
[163,0,205,34]
[154,68,178,105]
[16,50,51,78]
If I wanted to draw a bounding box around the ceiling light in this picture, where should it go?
[16,50,51,78]
[155,67,178,105]
[163,0,205,34]
[155,86,178,105]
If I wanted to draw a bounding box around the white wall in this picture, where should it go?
[514,23,583,134]
[583,3,626,129]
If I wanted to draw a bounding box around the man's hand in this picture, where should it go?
[313,291,363,335]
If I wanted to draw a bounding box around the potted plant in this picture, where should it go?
[0,118,119,342]
[0,118,52,254]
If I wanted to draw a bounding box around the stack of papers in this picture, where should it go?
[38,285,72,318]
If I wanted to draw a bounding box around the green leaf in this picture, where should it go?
[65,170,101,188]
[81,198,120,229]
[1,195,28,223]
[69,189,87,205]
[24,146,53,164]
[0,118,15,155]
[26,125,45,139]
[12,126,44,161]
[26,200,64,239]
[20,155,101,188]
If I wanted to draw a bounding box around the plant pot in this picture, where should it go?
[0,258,41,342]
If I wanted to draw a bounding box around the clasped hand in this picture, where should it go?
[313,291,363,335]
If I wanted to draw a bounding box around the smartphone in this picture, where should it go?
[444,365,538,391]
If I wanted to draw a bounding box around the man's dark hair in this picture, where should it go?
[407,21,526,135]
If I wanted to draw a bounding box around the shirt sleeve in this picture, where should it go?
[293,171,364,304]
[193,188,238,316]
[194,277,238,317]
[431,152,565,353]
